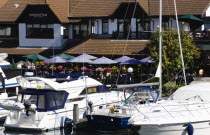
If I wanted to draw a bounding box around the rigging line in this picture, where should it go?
[115,1,138,86]
[104,1,132,87]
[174,0,187,85]
[110,0,132,61]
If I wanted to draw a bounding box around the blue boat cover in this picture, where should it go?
[97,85,110,92]
[19,89,69,112]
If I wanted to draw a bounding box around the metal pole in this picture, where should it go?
[73,104,79,129]
[159,0,163,98]
[174,0,187,85]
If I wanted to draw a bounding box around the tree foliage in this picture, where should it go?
[147,28,200,82]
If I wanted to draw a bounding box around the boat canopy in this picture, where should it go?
[19,89,69,112]
[169,81,210,102]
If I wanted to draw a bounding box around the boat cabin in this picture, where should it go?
[18,89,69,112]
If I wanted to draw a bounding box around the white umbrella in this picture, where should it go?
[77,53,97,59]
[67,57,92,63]
[91,56,117,64]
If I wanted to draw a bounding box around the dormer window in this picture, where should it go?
[12,4,19,8]
[26,24,54,39]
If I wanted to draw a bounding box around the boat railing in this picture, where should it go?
[131,101,210,123]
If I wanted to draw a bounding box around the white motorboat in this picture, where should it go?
[87,86,160,131]
[0,67,20,96]
[0,67,20,120]
[128,80,210,135]
[4,76,130,131]
[0,53,11,69]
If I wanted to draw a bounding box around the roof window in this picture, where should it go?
[12,4,19,8]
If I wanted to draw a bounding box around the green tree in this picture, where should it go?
[148,28,200,82]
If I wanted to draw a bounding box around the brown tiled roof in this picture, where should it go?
[0,0,70,23]
[69,0,209,18]
[0,0,46,22]
[149,0,210,16]
[0,40,47,55]
[0,0,8,8]
[69,0,142,18]
[65,38,149,55]
[137,0,149,13]
[46,0,69,23]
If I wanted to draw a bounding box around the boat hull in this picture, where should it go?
[87,115,130,131]
[138,122,210,135]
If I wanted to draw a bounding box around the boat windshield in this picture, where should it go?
[126,87,159,104]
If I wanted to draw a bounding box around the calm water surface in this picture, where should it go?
[0,127,137,135]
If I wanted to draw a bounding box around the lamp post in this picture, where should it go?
[128,67,134,84]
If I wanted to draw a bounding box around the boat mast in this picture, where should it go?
[173,0,187,85]
[159,0,163,98]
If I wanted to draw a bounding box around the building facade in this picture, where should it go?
[0,0,209,55]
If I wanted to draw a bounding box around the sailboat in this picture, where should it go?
[127,0,210,135]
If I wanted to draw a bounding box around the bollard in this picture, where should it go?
[88,101,93,113]
[73,104,79,129]
[0,72,5,93]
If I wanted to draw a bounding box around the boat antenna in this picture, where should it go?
[173,0,187,85]
[158,0,163,98]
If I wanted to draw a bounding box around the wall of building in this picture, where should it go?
[109,19,117,34]
[60,25,68,45]
[151,18,190,32]
[69,24,73,39]
[206,5,210,16]
[131,18,136,32]
[151,18,159,31]
[19,23,64,48]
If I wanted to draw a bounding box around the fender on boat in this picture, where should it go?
[0,101,25,111]
[187,124,194,135]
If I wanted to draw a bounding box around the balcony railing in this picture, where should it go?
[112,32,151,40]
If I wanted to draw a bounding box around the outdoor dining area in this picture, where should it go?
[19,53,155,85]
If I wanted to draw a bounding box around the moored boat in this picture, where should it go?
[4,76,130,131]
[87,86,160,131]
[128,80,210,135]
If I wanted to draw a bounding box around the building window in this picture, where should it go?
[62,25,69,39]
[81,24,88,38]
[73,24,88,39]
[0,24,18,37]
[163,18,170,29]
[102,19,108,34]
[26,24,54,39]
[136,19,151,32]
[91,20,96,34]
[145,21,151,31]
[137,19,144,32]
[73,25,80,39]
[118,19,124,32]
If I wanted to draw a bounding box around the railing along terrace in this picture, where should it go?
[112,32,151,40]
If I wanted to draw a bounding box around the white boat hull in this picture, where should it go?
[4,91,127,131]
[139,122,210,135]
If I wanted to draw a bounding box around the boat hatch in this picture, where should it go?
[79,85,110,95]
[18,89,69,112]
